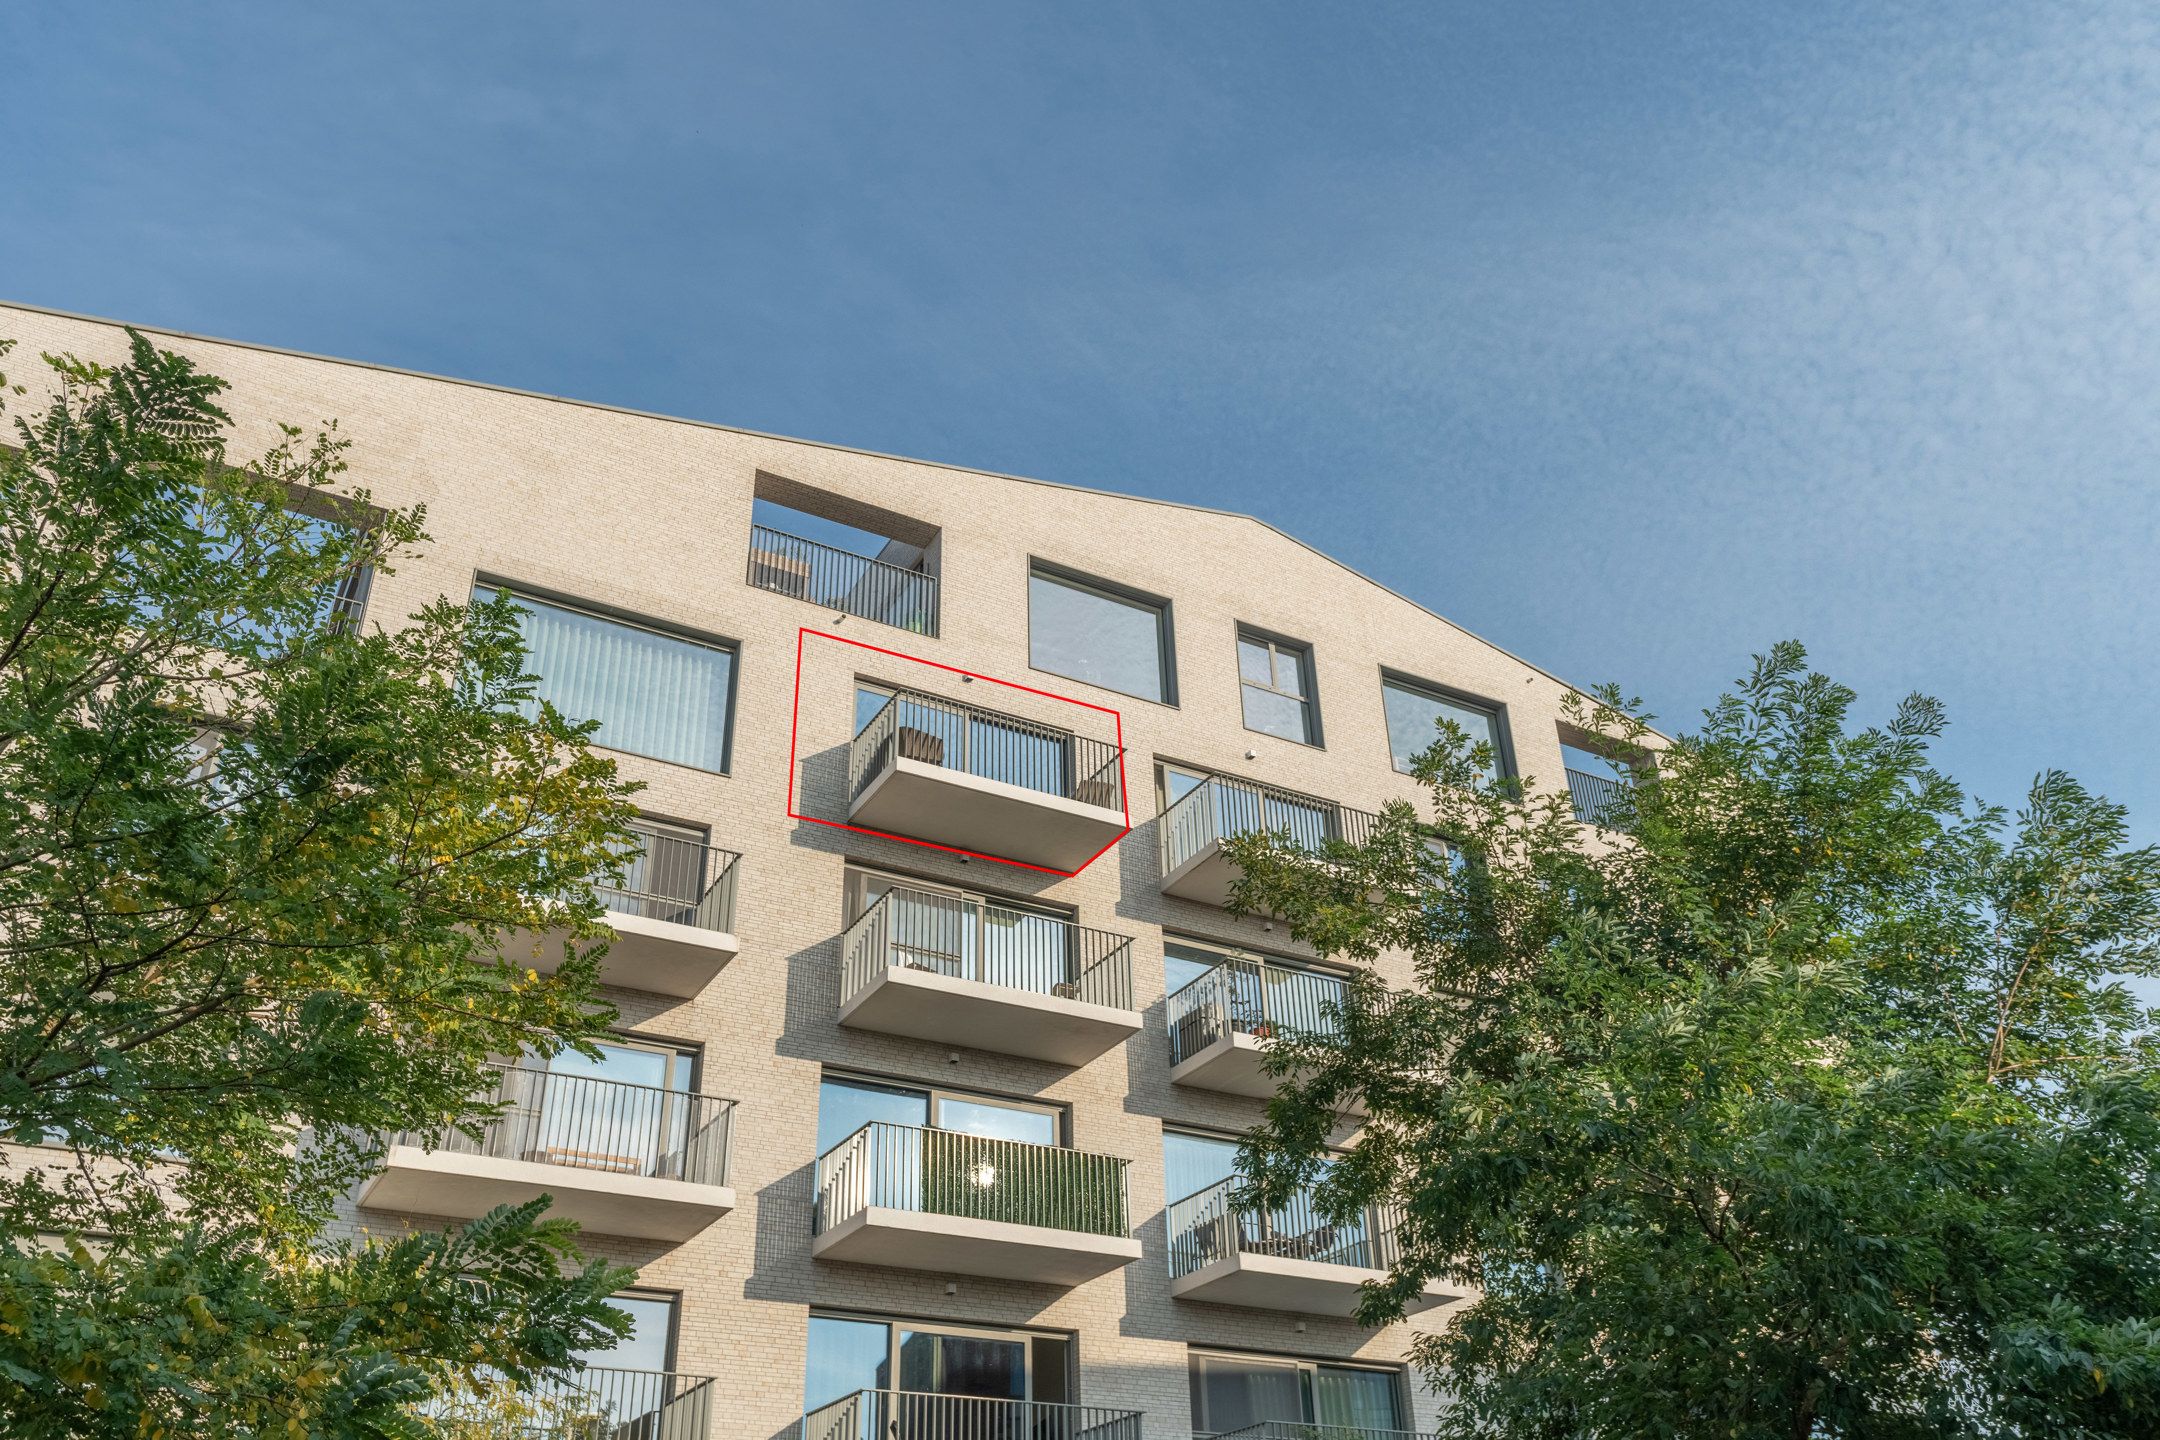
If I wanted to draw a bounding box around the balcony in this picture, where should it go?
[802,1391,1142,1440]
[516,826,741,998]
[812,1121,1140,1285]
[1167,1178,1449,1317]
[1565,767,1631,828]
[840,883,1142,1066]
[362,1062,737,1243]
[426,1366,716,1439]
[1159,775,1380,909]
[848,687,1127,873]
[748,524,938,635]
[1167,956,1350,1101]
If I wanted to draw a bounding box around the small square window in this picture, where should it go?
[1237,629,1318,746]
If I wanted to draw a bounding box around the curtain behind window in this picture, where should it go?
[1313,1366,1402,1430]
[477,586,733,771]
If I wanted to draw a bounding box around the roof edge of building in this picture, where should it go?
[0,295,1638,724]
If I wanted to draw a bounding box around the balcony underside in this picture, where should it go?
[849,758,1126,872]
[1171,1252,1452,1318]
[812,1206,1141,1286]
[1170,1032,1366,1114]
[1169,1030,1276,1098]
[506,912,739,998]
[1159,839,1240,907]
[360,1145,735,1243]
[840,965,1141,1067]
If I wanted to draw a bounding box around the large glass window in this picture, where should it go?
[1028,564,1173,703]
[473,584,736,772]
[1163,1128,1242,1205]
[815,1075,1060,1154]
[1237,629,1318,745]
[1382,673,1506,781]
[803,1315,1071,1414]
[1189,1351,1404,1436]
[583,1292,675,1373]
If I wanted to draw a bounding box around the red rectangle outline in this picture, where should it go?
[786,627,1133,876]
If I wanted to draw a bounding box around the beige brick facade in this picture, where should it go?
[1,301,1603,1439]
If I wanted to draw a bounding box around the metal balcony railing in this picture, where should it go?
[1212,1425,1436,1440]
[814,1122,1130,1239]
[1160,775,1382,879]
[597,824,742,934]
[843,884,1135,1011]
[423,1365,717,1439]
[1564,767,1631,828]
[748,524,939,635]
[1166,956,1346,1065]
[850,687,1124,812]
[802,1389,1143,1440]
[1167,1176,1407,1281]
[388,1062,735,1187]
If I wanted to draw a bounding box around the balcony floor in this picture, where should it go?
[813,1206,1141,1286]
[850,757,1126,873]
[360,1145,735,1242]
[507,912,739,998]
[1171,1251,1452,1318]
[840,965,1141,1067]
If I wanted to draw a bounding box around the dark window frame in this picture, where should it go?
[1234,624,1322,748]
[1377,667,1513,780]
[471,574,743,775]
[1025,559,1179,707]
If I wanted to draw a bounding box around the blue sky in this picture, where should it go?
[4,2,2155,852]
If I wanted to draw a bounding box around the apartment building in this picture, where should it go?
[0,302,1631,1440]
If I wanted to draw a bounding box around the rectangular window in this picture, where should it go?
[814,1074,1061,1156]
[804,1313,1073,1415]
[1028,563,1174,704]
[1188,1350,1404,1436]
[1381,673,1507,781]
[1237,629,1318,745]
[473,584,737,772]
[1163,1127,1243,1206]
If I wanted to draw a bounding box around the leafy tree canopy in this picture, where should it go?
[0,332,645,1438]
[1225,642,2160,1439]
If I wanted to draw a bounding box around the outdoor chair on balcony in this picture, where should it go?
[896,725,946,765]
[748,548,813,598]
[1073,774,1120,810]
[533,1144,650,1175]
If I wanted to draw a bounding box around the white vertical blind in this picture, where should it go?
[475,585,734,771]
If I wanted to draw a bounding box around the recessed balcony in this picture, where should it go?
[1158,774,1380,909]
[1565,765,1632,829]
[848,686,1127,873]
[801,1391,1142,1440]
[839,882,1142,1066]
[1167,1178,1451,1318]
[812,1121,1139,1285]
[748,523,939,635]
[362,1062,737,1243]
[1167,955,1357,1104]
[515,824,741,998]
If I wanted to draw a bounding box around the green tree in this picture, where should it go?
[1224,641,2160,1439]
[0,332,645,1437]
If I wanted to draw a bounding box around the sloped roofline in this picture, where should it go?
[0,295,1622,713]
